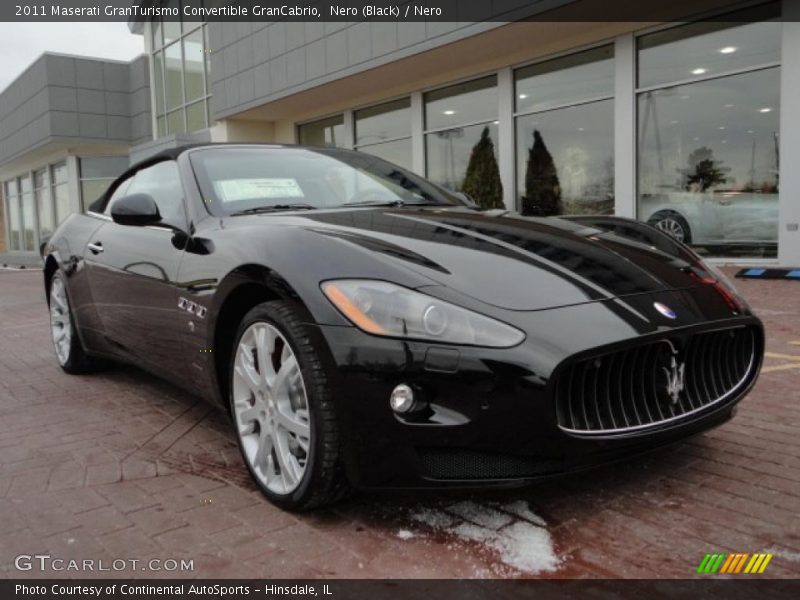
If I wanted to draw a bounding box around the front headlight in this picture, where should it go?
[321,279,525,348]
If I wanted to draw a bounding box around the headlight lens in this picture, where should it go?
[321,280,525,348]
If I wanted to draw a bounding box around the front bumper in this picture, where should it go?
[314,287,763,490]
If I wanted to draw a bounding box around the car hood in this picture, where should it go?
[276,207,708,311]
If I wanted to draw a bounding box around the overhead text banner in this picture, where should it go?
[0,0,789,23]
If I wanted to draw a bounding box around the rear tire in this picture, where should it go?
[229,300,350,511]
[49,272,102,374]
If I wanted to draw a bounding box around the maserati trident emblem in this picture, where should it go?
[663,350,686,405]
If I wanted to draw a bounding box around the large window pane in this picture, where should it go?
[34,169,54,240]
[20,175,35,251]
[6,182,21,251]
[638,11,780,88]
[162,1,181,45]
[186,100,207,132]
[426,122,499,193]
[183,28,205,103]
[638,68,779,257]
[51,163,70,224]
[151,19,162,51]
[81,180,113,210]
[355,98,410,145]
[153,50,165,115]
[298,115,345,147]
[167,109,186,134]
[517,100,614,216]
[80,156,128,179]
[516,46,613,114]
[358,138,412,171]
[425,76,497,130]
[164,42,184,111]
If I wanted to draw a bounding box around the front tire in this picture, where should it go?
[229,301,349,511]
[648,210,692,244]
[49,272,101,374]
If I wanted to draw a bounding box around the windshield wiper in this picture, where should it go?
[341,199,446,208]
[230,203,318,215]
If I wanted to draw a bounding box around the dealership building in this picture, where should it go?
[2,0,799,268]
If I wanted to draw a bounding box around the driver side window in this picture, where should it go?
[108,161,185,227]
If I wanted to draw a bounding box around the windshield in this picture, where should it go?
[189,146,463,215]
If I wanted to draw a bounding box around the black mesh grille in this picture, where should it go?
[418,449,559,480]
[555,326,758,434]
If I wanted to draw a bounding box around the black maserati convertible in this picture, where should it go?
[41,143,763,510]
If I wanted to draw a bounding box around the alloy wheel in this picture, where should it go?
[232,322,311,495]
[654,217,686,242]
[50,276,72,366]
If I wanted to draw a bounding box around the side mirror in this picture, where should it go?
[110,193,161,226]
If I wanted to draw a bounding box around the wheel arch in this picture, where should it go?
[209,264,318,409]
[43,255,60,304]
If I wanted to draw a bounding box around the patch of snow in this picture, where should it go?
[407,503,560,575]
[497,500,548,527]
[397,529,415,540]
[447,501,513,530]
[411,507,457,529]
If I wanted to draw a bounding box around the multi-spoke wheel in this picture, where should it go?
[48,271,100,373]
[648,210,692,244]
[229,301,349,510]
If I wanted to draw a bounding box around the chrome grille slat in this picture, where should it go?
[556,326,758,434]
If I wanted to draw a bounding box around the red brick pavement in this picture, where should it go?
[0,267,798,579]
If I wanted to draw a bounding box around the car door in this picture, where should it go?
[84,160,189,384]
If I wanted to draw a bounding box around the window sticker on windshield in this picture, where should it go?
[215,178,305,202]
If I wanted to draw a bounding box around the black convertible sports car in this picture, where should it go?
[42,143,763,510]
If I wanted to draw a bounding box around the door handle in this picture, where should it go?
[87,242,104,254]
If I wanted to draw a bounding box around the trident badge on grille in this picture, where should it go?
[663,348,686,405]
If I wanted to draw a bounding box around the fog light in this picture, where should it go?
[389,384,415,413]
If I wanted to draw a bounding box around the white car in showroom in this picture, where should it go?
[641,190,778,248]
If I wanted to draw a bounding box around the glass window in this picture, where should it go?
[426,122,500,196]
[34,169,54,240]
[186,100,207,132]
[81,181,113,210]
[515,46,613,114]
[638,9,781,88]
[355,98,410,145]
[80,156,129,180]
[167,109,186,134]
[425,76,497,130]
[51,162,70,225]
[127,161,185,227]
[162,1,181,46]
[152,19,162,51]
[638,68,779,258]
[183,28,205,103]
[153,51,165,115]
[517,100,614,217]
[189,146,460,215]
[20,175,35,251]
[298,115,345,147]
[164,42,184,111]
[358,138,412,171]
[157,116,167,137]
[5,181,21,251]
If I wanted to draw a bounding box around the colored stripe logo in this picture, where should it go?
[697,552,773,574]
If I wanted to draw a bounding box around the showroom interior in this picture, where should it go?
[1,0,799,268]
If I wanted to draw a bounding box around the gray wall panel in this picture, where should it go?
[0,53,152,167]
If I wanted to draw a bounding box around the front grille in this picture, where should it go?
[555,326,758,434]
[418,449,560,479]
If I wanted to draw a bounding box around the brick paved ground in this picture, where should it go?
[0,267,798,579]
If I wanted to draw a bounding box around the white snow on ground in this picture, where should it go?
[396,529,415,540]
[407,501,560,575]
